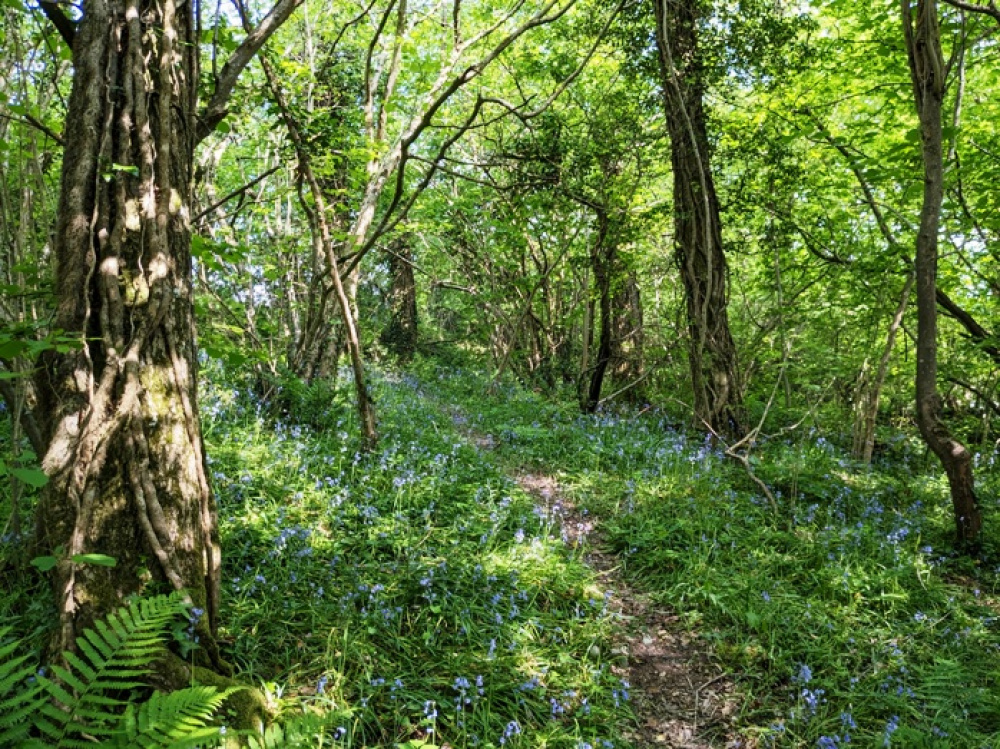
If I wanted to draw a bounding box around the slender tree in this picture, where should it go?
[902,0,982,544]
[33,0,302,669]
[652,0,742,437]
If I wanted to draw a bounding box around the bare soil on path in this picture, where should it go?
[446,403,745,747]
[514,473,743,749]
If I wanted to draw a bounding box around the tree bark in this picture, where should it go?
[653,0,742,438]
[583,209,613,413]
[610,271,645,401]
[33,0,301,667]
[381,235,419,363]
[902,0,982,545]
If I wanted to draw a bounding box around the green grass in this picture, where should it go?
[202,368,630,747]
[420,362,1000,748]
[3,358,999,748]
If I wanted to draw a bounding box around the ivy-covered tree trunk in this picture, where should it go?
[34,0,225,667]
[902,0,982,545]
[653,0,742,438]
[381,235,418,363]
[583,209,613,413]
[34,0,302,668]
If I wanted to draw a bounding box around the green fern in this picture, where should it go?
[110,685,238,749]
[0,593,234,749]
[0,626,47,746]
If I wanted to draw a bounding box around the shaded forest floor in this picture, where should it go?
[4,361,1000,748]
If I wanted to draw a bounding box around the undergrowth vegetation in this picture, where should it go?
[3,359,999,747]
[422,363,1000,748]
[201,365,629,747]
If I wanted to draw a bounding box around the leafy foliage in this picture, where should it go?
[0,593,232,749]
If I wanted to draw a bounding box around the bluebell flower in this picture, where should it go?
[883,715,899,746]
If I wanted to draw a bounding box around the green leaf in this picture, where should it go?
[72,554,118,568]
[0,339,28,360]
[11,467,48,487]
[30,556,58,572]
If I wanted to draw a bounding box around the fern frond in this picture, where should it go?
[0,626,46,746]
[111,685,239,749]
[37,592,189,748]
[3,595,234,749]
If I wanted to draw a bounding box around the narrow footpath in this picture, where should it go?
[450,405,743,748]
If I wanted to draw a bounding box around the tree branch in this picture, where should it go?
[194,166,280,222]
[37,1,76,48]
[196,0,305,143]
[935,287,1000,364]
[942,0,1000,23]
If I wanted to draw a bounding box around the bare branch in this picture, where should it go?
[194,166,280,222]
[37,1,76,48]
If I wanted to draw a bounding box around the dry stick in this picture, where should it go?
[679,341,791,516]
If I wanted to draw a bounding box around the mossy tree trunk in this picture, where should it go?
[653,0,742,438]
[34,0,301,669]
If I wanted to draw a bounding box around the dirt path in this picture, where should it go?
[515,473,741,749]
[443,402,742,746]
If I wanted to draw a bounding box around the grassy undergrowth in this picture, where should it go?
[421,363,1000,748]
[3,358,999,748]
[202,367,629,747]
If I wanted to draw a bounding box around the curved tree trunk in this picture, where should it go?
[653,0,742,438]
[902,0,981,545]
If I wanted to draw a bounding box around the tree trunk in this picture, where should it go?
[610,271,645,401]
[584,210,613,413]
[902,0,982,545]
[33,0,303,672]
[256,52,378,448]
[853,273,914,464]
[653,0,742,438]
[381,235,419,363]
[33,0,226,665]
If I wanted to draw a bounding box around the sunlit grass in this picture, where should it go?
[422,361,1000,748]
[202,367,630,747]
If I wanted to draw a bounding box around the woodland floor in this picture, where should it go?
[450,405,741,748]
